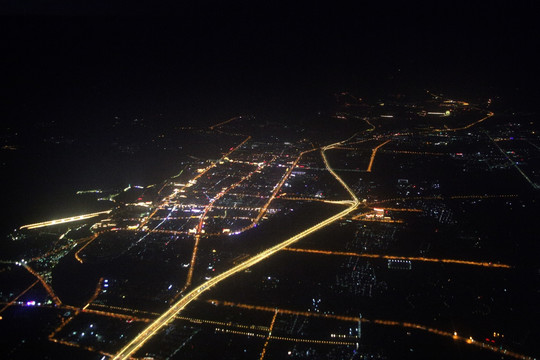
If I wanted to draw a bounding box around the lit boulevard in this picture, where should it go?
[22,264,62,306]
[487,132,539,189]
[431,111,494,132]
[19,210,111,230]
[0,280,39,315]
[279,196,356,205]
[369,194,519,206]
[282,247,512,268]
[253,148,317,225]
[209,115,242,130]
[259,309,278,360]
[74,234,99,263]
[366,139,391,172]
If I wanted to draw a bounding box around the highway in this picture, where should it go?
[19,210,111,230]
[426,91,494,133]
[253,148,317,225]
[22,264,62,306]
[259,309,278,360]
[431,111,494,132]
[366,139,391,172]
[486,132,539,189]
[278,196,355,205]
[112,138,360,360]
[0,279,39,315]
[282,248,512,269]
[74,234,99,264]
[368,194,518,206]
[209,116,242,130]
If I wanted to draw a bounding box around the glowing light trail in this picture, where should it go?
[432,111,494,132]
[259,309,278,360]
[253,149,317,225]
[83,278,103,310]
[74,234,98,264]
[23,264,62,306]
[279,196,355,205]
[113,203,359,359]
[282,248,511,268]
[366,140,391,172]
[207,299,359,322]
[209,116,242,130]
[20,210,111,230]
[48,338,113,358]
[486,132,539,189]
[370,194,518,206]
[0,279,39,315]
[380,150,447,156]
[215,327,358,346]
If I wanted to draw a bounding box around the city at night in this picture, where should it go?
[1,3,539,360]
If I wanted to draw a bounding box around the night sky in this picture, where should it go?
[2,2,539,127]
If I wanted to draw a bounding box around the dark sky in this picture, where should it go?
[1,2,539,126]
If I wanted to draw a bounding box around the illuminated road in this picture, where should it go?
[207,299,360,322]
[279,196,355,205]
[432,111,494,132]
[209,115,242,130]
[22,264,62,306]
[369,194,519,206]
[215,327,357,346]
[83,278,103,310]
[366,140,391,172]
[19,210,111,230]
[112,139,360,359]
[282,247,512,268]
[0,279,39,315]
[113,204,360,359]
[74,234,99,264]
[486,132,539,189]
[354,217,404,224]
[377,207,422,212]
[259,309,278,360]
[253,149,317,225]
[426,91,494,132]
[380,149,447,156]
